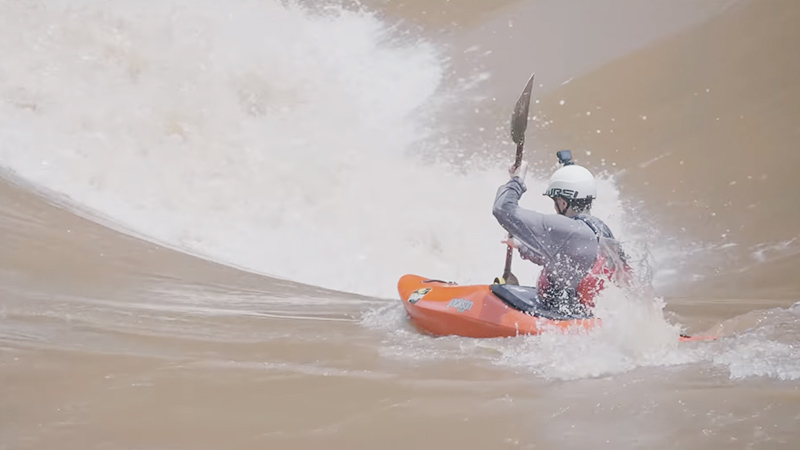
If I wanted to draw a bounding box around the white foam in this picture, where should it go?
[361,284,710,380]
[370,287,800,381]
[707,304,800,380]
[714,337,800,381]
[486,285,702,380]
[363,287,800,381]
[0,0,638,299]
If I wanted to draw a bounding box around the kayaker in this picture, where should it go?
[491,151,632,312]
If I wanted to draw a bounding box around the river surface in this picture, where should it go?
[1,1,799,449]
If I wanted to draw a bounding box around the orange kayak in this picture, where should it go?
[397,274,714,342]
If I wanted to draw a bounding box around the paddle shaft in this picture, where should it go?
[502,141,525,281]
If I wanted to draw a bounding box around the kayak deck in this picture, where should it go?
[397,274,597,338]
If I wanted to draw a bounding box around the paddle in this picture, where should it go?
[499,73,535,285]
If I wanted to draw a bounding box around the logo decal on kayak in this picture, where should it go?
[447,298,473,313]
[408,288,432,304]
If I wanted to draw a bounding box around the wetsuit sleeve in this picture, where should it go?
[492,178,553,264]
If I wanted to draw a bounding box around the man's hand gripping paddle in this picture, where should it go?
[496,73,535,286]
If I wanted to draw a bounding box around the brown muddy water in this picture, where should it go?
[1,0,799,449]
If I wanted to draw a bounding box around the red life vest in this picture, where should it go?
[537,215,632,308]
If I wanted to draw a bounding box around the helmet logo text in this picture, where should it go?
[545,188,579,199]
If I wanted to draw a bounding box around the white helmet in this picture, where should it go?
[543,164,597,200]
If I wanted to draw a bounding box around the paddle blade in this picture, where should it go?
[511,73,535,145]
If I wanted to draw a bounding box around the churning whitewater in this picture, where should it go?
[3,3,800,448]
[5,0,799,384]
[0,0,636,298]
